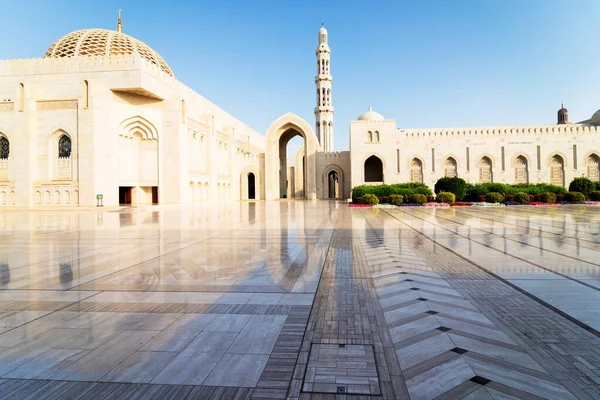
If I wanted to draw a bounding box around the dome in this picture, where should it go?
[591,109,600,123]
[44,29,174,77]
[357,106,384,121]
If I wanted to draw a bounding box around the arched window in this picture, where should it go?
[326,60,329,73]
[58,135,72,158]
[322,88,325,106]
[479,157,492,183]
[181,99,186,123]
[410,158,423,183]
[326,89,330,106]
[18,83,24,112]
[444,157,457,177]
[515,156,528,184]
[367,131,373,142]
[364,155,383,182]
[374,131,380,142]
[550,155,564,186]
[586,154,600,181]
[0,137,9,160]
[83,80,89,109]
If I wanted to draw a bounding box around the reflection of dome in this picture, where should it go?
[45,29,174,76]
[357,106,384,121]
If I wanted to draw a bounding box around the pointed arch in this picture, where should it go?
[444,157,457,177]
[479,156,493,183]
[322,164,344,199]
[0,135,9,160]
[119,115,158,140]
[549,154,565,186]
[514,155,529,184]
[410,157,424,183]
[364,154,384,182]
[265,113,319,199]
[585,153,600,181]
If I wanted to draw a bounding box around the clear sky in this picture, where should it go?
[2,0,600,152]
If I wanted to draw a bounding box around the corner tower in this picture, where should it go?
[315,23,334,151]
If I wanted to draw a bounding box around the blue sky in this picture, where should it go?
[2,0,600,152]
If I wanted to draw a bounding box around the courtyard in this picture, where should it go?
[0,201,599,399]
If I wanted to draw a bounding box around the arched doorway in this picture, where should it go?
[410,158,423,183]
[479,157,492,183]
[248,173,256,199]
[328,171,338,199]
[550,155,565,186]
[364,155,383,182]
[514,155,528,184]
[444,157,457,177]
[265,113,320,200]
[586,154,600,181]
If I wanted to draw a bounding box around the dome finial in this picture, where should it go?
[322,21,324,27]
[117,9,122,33]
[369,105,372,111]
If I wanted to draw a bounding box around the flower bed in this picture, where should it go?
[584,201,600,206]
[450,202,472,207]
[469,202,505,207]
[397,203,424,207]
[423,202,450,208]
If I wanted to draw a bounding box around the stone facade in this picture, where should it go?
[0,24,598,207]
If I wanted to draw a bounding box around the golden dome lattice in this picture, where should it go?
[44,29,174,76]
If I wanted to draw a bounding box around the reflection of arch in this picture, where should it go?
[323,164,344,200]
[585,153,600,181]
[410,158,423,183]
[444,157,457,177]
[549,154,565,186]
[265,113,320,199]
[240,167,260,200]
[479,156,493,183]
[364,155,384,182]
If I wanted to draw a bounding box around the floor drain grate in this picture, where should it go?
[301,343,381,395]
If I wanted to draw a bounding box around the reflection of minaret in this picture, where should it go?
[315,22,334,151]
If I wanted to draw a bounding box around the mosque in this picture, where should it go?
[0,15,599,207]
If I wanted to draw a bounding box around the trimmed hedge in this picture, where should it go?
[535,192,557,203]
[465,183,567,201]
[408,194,427,205]
[569,177,595,198]
[564,192,585,203]
[388,194,403,205]
[590,190,600,201]
[514,192,530,204]
[436,192,455,204]
[434,177,467,201]
[362,194,379,205]
[351,183,433,202]
[485,192,504,203]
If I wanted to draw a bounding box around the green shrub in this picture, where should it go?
[408,194,427,205]
[589,190,600,201]
[388,194,403,205]
[514,192,530,204]
[569,177,595,198]
[362,194,379,205]
[351,183,432,202]
[595,182,600,191]
[436,191,455,204]
[564,192,585,203]
[535,192,557,203]
[434,177,467,201]
[485,192,504,203]
[379,196,389,204]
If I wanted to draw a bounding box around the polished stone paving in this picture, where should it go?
[0,202,599,399]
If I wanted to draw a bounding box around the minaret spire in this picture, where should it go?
[117,9,122,33]
[314,23,334,151]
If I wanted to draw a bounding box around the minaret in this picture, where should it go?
[117,9,122,33]
[314,22,334,151]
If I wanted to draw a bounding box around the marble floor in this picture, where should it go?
[0,202,599,399]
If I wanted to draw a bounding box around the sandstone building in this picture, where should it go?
[0,18,598,206]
